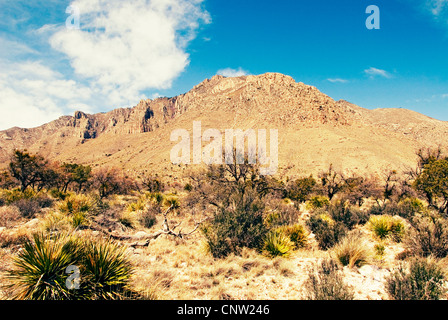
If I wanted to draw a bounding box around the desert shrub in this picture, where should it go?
[93,167,135,199]
[405,216,448,258]
[163,196,180,209]
[285,175,316,203]
[49,188,70,200]
[374,242,386,257]
[413,158,448,215]
[148,192,165,204]
[36,194,54,209]
[0,188,35,205]
[369,198,425,220]
[201,198,267,258]
[0,206,22,228]
[305,258,354,300]
[59,194,97,215]
[14,199,41,219]
[118,211,138,229]
[306,196,330,211]
[396,198,426,219]
[264,203,300,228]
[328,201,370,229]
[139,208,158,229]
[126,199,146,213]
[41,212,74,234]
[8,233,134,300]
[307,211,347,250]
[368,215,406,242]
[277,224,308,249]
[332,232,371,268]
[385,257,446,300]
[8,233,82,300]
[81,237,134,299]
[262,230,295,258]
[58,194,98,228]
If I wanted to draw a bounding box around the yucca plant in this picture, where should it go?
[7,233,82,300]
[262,230,295,258]
[8,233,134,300]
[277,224,309,249]
[368,215,405,242]
[59,194,97,216]
[81,238,134,300]
[163,196,179,209]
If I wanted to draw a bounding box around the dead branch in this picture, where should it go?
[86,205,209,248]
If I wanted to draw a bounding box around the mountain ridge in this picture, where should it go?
[1,72,447,178]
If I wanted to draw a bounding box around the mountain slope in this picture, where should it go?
[1,72,447,178]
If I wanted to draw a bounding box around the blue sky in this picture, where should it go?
[0,0,448,130]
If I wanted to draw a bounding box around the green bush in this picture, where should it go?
[8,233,134,300]
[201,199,267,258]
[0,188,35,205]
[304,258,354,300]
[8,233,83,300]
[262,230,295,258]
[385,257,446,300]
[368,215,406,242]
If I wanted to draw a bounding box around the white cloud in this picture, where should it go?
[426,0,448,16]
[49,0,210,107]
[216,67,249,77]
[0,0,210,130]
[0,58,93,130]
[364,67,392,79]
[327,78,349,83]
[0,38,38,59]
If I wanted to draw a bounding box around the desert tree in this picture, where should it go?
[413,158,448,215]
[285,175,317,203]
[343,174,382,206]
[92,167,134,199]
[61,163,92,192]
[186,148,282,257]
[138,172,164,193]
[318,164,346,200]
[8,150,48,192]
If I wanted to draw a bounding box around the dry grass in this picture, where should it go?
[0,206,22,228]
[0,198,418,301]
